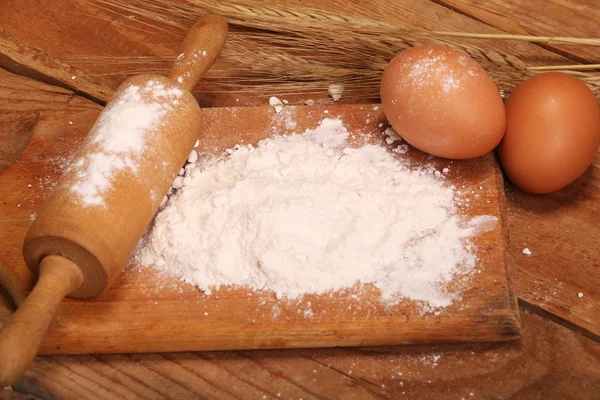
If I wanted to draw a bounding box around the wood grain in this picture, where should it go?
[0,0,580,108]
[12,309,600,400]
[1,0,597,340]
[506,169,600,339]
[1,0,599,398]
[0,112,37,176]
[436,0,600,62]
[0,388,40,400]
[0,68,101,176]
[428,0,600,339]
[0,103,519,353]
[0,34,112,104]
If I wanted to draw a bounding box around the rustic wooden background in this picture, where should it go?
[0,0,599,399]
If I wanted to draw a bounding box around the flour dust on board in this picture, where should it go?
[138,117,497,311]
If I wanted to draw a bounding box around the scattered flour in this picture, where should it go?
[403,50,479,97]
[268,96,284,113]
[139,118,495,309]
[69,80,183,206]
[384,127,402,144]
[328,83,344,101]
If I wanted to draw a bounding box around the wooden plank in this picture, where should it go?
[0,68,68,175]
[0,102,519,352]
[0,0,582,108]
[436,0,600,62]
[1,0,598,338]
[0,389,40,400]
[0,112,37,176]
[506,171,600,340]
[438,0,600,339]
[0,34,112,103]
[0,1,598,398]
[17,309,600,400]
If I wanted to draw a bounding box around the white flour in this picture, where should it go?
[70,80,183,206]
[328,83,344,101]
[403,51,479,96]
[139,118,495,308]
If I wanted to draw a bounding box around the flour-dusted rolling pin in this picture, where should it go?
[0,15,228,385]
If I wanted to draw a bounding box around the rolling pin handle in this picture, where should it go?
[168,14,228,92]
[0,256,83,386]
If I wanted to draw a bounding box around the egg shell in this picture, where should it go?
[498,72,600,194]
[380,45,505,159]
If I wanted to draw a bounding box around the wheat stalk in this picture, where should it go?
[79,0,600,101]
[428,31,600,46]
[528,64,600,71]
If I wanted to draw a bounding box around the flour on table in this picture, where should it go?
[69,81,183,206]
[139,118,496,309]
[268,96,284,113]
[328,83,344,101]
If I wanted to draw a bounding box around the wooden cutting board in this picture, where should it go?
[0,104,519,355]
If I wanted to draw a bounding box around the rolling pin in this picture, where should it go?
[0,15,228,385]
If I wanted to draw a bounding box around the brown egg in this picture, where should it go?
[380,45,505,159]
[498,72,600,194]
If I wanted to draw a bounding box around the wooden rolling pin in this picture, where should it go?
[0,15,228,386]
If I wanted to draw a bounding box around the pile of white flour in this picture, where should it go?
[139,118,493,308]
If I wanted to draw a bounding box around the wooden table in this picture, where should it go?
[1,1,599,399]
